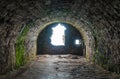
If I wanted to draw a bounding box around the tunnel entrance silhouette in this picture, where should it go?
[37,22,85,55]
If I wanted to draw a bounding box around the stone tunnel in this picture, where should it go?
[0,0,120,79]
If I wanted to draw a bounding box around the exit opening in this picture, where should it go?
[37,22,85,55]
[50,24,66,46]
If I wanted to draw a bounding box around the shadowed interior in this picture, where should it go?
[37,22,85,55]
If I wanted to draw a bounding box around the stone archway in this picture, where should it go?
[25,16,95,61]
[37,22,85,55]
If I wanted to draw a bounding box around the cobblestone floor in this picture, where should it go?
[2,55,120,79]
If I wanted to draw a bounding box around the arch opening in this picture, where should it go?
[37,22,85,56]
[50,23,66,46]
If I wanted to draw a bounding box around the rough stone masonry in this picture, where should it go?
[0,0,120,75]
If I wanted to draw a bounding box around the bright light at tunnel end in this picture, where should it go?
[50,23,66,46]
[75,39,80,45]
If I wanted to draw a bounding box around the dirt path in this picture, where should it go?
[12,55,120,79]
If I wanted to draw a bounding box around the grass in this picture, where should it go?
[15,24,31,68]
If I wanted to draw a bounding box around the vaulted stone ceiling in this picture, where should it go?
[0,0,120,74]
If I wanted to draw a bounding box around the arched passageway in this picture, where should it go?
[37,22,85,55]
[0,0,120,77]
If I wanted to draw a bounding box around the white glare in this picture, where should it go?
[50,24,66,46]
[75,39,80,45]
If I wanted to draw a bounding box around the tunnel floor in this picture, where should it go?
[10,55,119,79]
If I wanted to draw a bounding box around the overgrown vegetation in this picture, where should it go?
[15,24,31,68]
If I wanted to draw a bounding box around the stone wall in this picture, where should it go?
[72,0,120,73]
[0,0,120,74]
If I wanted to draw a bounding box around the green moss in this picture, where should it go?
[15,24,31,68]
